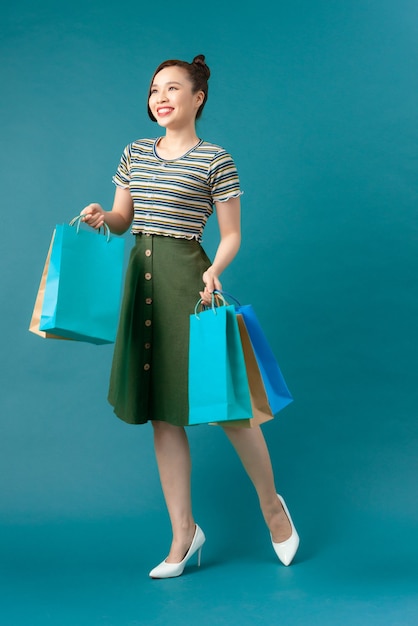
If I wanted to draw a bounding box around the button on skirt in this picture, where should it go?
[108,234,211,426]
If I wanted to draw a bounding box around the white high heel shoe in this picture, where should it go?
[271,494,300,566]
[149,524,206,579]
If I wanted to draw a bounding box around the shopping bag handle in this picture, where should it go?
[69,215,111,242]
[194,291,227,318]
[213,290,242,307]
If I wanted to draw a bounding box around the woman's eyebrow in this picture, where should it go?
[151,80,183,88]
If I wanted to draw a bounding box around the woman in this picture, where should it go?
[82,54,299,578]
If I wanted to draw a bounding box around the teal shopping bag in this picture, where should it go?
[188,303,253,425]
[39,216,125,344]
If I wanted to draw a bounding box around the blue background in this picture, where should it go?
[1,0,417,624]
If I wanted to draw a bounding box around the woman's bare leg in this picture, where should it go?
[152,420,196,562]
[222,424,292,542]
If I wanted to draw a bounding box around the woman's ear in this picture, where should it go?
[195,90,205,107]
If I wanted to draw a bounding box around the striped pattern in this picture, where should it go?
[112,138,242,241]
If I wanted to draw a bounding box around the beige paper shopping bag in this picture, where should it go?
[212,314,274,428]
[29,231,67,340]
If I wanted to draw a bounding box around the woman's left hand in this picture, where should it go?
[200,268,222,305]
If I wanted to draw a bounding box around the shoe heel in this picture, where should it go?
[197,546,203,567]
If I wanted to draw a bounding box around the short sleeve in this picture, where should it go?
[208,150,243,203]
[112,144,131,188]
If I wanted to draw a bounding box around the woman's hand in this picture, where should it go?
[200,267,222,305]
[80,203,105,229]
[80,189,134,235]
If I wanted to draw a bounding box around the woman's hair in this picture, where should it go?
[147,54,210,122]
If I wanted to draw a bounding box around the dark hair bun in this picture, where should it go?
[192,54,210,80]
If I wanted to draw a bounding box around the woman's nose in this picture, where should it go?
[157,91,168,103]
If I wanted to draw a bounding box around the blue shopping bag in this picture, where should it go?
[188,302,253,425]
[38,216,125,344]
[217,292,293,415]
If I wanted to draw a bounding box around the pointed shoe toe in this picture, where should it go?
[148,559,185,579]
[271,494,300,566]
[149,524,206,579]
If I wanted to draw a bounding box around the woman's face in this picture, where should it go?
[148,66,204,129]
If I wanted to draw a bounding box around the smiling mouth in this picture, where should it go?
[157,107,174,116]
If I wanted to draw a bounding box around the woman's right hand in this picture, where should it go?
[80,203,106,230]
[80,189,134,235]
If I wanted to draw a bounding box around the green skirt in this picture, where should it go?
[108,234,211,426]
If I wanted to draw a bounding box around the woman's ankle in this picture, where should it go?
[261,495,292,543]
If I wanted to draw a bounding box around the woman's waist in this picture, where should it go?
[132,224,203,242]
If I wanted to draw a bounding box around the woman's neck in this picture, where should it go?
[156,129,200,160]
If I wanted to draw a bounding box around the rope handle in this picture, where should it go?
[214,290,242,307]
[194,291,228,318]
[69,214,111,243]
[193,290,244,318]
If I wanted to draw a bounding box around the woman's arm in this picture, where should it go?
[81,186,134,235]
[200,195,241,303]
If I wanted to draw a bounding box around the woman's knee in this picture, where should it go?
[152,420,186,437]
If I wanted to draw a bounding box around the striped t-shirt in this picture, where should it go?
[112,138,243,241]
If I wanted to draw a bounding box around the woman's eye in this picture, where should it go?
[168,86,178,91]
